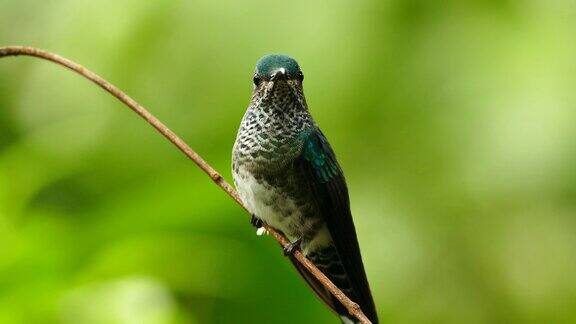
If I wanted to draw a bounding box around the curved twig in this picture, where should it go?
[0,46,372,324]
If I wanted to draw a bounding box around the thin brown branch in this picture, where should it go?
[0,46,372,324]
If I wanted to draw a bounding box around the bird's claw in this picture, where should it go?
[250,214,263,228]
[283,239,302,256]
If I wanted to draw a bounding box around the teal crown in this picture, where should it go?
[255,54,301,78]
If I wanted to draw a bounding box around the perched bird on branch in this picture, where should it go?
[232,54,378,324]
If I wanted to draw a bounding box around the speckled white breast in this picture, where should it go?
[233,165,300,241]
[233,165,332,254]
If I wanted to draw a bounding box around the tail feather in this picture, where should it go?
[289,245,378,323]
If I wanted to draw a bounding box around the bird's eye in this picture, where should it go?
[297,71,304,82]
[253,75,261,86]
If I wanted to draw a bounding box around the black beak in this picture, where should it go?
[270,68,287,81]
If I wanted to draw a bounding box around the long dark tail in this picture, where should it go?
[290,244,378,323]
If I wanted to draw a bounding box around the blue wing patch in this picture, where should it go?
[301,130,340,183]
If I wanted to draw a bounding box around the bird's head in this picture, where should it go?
[253,54,303,85]
[251,54,306,108]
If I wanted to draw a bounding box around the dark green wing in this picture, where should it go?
[295,128,378,323]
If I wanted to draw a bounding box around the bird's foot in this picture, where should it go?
[283,238,302,256]
[250,214,263,228]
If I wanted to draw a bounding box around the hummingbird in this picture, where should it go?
[232,54,378,324]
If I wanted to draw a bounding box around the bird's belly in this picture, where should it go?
[234,166,305,242]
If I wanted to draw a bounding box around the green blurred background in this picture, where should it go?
[1,0,576,323]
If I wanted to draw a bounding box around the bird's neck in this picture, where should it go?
[234,99,314,168]
[246,99,312,139]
